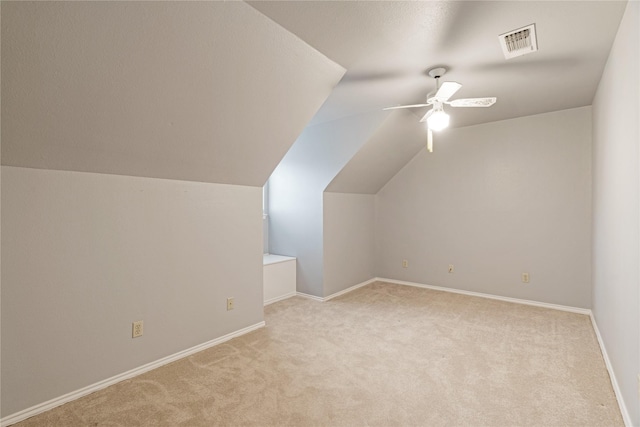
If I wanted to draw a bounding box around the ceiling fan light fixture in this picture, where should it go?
[427,109,449,131]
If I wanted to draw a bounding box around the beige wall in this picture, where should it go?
[323,192,376,296]
[592,1,640,424]
[1,167,264,416]
[375,106,593,308]
[268,112,386,297]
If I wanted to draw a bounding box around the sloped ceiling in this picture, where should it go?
[251,0,626,195]
[250,1,627,128]
[1,1,345,186]
[2,1,628,191]
[273,110,391,193]
[325,110,427,194]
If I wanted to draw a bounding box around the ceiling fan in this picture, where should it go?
[384,67,496,152]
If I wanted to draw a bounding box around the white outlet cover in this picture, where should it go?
[132,320,143,338]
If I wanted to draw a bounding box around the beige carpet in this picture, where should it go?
[15,281,622,426]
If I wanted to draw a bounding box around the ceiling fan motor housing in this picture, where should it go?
[428,67,447,79]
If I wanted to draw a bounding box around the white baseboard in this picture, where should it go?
[6,279,629,426]
[296,291,324,302]
[324,278,377,301]
[0,321,266,427]
[377,277,592,315]
[296,277,591,315]
[377,277,631,425]
[589,314,632,427]
[264,291,297,306]
[296,278,377,303]
[282,277,631,424]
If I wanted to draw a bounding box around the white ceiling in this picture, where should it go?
[325,109,427,194]
[1,1,629,189]
[249,1,627,128]
[1,2,344,186]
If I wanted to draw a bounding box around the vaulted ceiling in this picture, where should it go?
[250,1,627,128]
[1,1,629,189]
[251,0,627,194]
[1,1,344,186]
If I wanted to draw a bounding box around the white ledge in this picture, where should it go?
[263,254,296,266]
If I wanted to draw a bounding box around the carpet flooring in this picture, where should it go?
[14,281,623,426]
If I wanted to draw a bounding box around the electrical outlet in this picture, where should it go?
[522,272,530,283]
[402,260,409,268]
[132,320,143,338]
[227,297,235,311]
[448,264,454,273]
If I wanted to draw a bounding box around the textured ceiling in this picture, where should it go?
[249,1,627,128]
[249,0,627,195]
[1,1,628,189]
[1,2,344,186]
[325,110,428,194]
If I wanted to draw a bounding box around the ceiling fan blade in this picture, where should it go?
[419,109,434,123]
[434,81,462,102]
[383,103,431,111]
[448,97,497,107]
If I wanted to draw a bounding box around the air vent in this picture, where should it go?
[499,24,538,59]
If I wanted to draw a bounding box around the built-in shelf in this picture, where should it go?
[263,254,296,305]
[263,254,296,266]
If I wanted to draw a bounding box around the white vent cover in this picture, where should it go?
[499,24,538,59]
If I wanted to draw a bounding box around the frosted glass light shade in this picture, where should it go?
[427,110,450,131]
